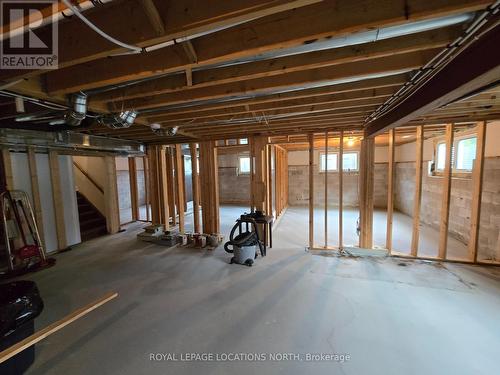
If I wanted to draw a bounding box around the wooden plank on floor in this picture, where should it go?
[468,121,486,262]
[411,126,424,256]
[438,124,454,259]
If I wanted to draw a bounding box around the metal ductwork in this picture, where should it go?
[150,124,178,136]
[64,93,88,126]
[98,111,138,129]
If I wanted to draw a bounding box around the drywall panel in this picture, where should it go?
[35,153,58,253]
[59,155,81,246]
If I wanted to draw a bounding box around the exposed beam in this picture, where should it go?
[114,50,437,110]
[91,27,456,103]
[0,0,321,82]
[365,21,500,136]
[145,74,408,119]
[43,0,488,94]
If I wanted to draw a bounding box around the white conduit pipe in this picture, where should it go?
[61,0,142,53]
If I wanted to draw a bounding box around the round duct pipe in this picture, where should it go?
[64,93,88,126]
[98,110,138,129]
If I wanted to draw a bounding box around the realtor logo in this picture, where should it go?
[1,0,58,69]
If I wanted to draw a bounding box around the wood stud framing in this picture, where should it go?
[338,130,344,250]
[174,145,185,232]
[438,124,454,259]
[386,129,395,252]
[468,121,486,262]
[48,151,67,249]
[308,133,314,249]
[199,141,220,234]
[410,126,424,256]
[128,157,139,221]
[359,137,374,249]
[103,156,121,234]
[190,143,201,233]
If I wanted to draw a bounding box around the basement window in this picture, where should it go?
[319,152,359,172]
[456,137,477,171]
[239,138,248,145]
[434,135,477,175]
[343,152,359,172]
[238,156,251,175]
[320,152,338,172]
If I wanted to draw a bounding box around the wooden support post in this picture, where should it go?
[165,148,176,225]
[147,146,160,224]
[143,156,151,222]
[324,130,328,248]
[411,126,424,256]
[438,124,454,259]
[199,141,220,234]
[48,150,67,249]
[1,149,13,190]
[386,129,395,253]
[174,145,185,232]
[104,156,120,234]
[250,136,269,213]
[27,148,45,247]
[308,133,314,249]
[158,147,170,229]
[339,130,344,250]
[359,137,375,249]
[182,155,187,212]
[128,157,139,221]
[190,143,201,233]
[468,121,486,262]
[267,144,273,217]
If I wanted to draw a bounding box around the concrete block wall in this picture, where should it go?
[218,153,250,205]
[478,157,500,260]
[288,148,388,208]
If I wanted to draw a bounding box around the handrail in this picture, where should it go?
[73,161,104,194]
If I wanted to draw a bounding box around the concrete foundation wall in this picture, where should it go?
[218,153,250,205]
[287,163,388,207]
[394,158,500,259]
[393,121,500,260]
[287,147,388,208]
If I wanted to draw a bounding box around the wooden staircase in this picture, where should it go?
[76,191,107,241]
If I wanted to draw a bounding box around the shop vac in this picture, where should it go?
[224,213,265,267]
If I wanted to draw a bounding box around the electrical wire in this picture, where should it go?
[60,0,142,53]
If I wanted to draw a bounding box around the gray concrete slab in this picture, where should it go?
[13,206,500,375]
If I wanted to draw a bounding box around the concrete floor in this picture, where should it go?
[303,206,468,260]
[15,206,500,375]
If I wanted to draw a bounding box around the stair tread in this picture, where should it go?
[76,192,107,242]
